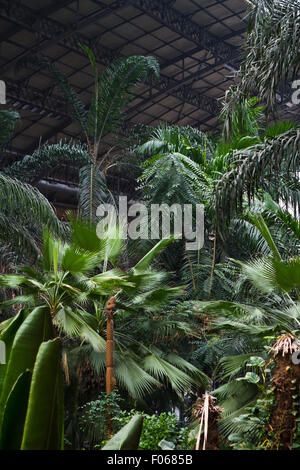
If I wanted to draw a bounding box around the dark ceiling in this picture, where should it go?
[0,0,299,196]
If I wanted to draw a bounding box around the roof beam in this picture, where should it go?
[0,0,75,43]
[5,79,68,120]
[130,0,238,63]
[1,0,238,117]
[126,60,224,120]
[0,0,125,73]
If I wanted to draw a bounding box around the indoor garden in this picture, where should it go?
[0,0,299,452]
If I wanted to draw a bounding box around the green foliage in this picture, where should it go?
[0,172,65,259]
[0,110,20,150]
[241,0,300,113]
[220,92,263,141]
[112,410,188,450]
[3,3,299,452]
[0,310,64,450]
[102,414,143,450]
[19,50,160,222]
[79,392,122,449]
[21,338,63,450]
[228,382,276,450]
[0,109,66,262]
[214,128,300,231]
[137,124,213,207]
[4,140,91,184]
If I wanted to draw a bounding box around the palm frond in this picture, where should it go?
[87,55,159,141]
[18,55,87,131]
[0,173,65,245]
[78,163,114,221]
[214,128,300,230]
[4,140,91,184]
[54,307,106,352]
[0,110,19,150]
[241,0,300,112]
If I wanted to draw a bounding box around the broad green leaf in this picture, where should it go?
[133,238,174,272]
[246,356,265,367]
[248,213,281,260]
[21,338,63,450]
[0,371,31,449]
[0,306,53,426]
[102,415,143,450]
[0,309,26,362]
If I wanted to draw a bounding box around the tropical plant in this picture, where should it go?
[214,125,300,232]
[0,110,65,261]
[193,393,223,450]
[67,222,209,401]
[78,392,122,449]
[19,49,160,220]
[190,210,300,441]
[239,0,300,113]
[112,410,187,450]
[102,414,143,450]
[214,0,300,229]
[0,307,63,449]
[4,140,91,185]
[136,124,215,207]
[0,110,19,150]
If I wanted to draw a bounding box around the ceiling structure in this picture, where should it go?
[0,0,299,206]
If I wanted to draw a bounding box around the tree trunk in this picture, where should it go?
[269,353,300,449]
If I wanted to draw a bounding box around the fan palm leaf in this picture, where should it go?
[214,128,300,230]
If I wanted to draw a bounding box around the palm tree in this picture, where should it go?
[0,227,120,351]
[0,220,208,401]
[136,124,215,207]
[214,0,300,229]
[19,49,160,221]
[240,0,300,113]
[0,110,19,149]
[68,221,209,400]
[3,140,91,185]
[190,208,300,443]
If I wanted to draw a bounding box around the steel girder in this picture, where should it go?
[130,0,238,62]
[1,0,237,62]
[1,0,237,112]
[1,0,241,148]
[5,79,68,119]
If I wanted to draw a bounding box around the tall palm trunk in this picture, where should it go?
[105,296,116,439]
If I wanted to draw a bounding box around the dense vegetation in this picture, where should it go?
[0,0,299,451]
